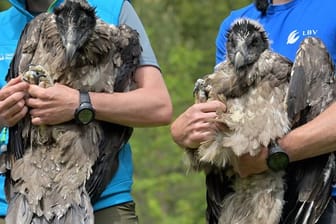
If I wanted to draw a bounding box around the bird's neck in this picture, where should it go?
[26,0,55,13]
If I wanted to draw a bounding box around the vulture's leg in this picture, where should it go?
[22,64,54,87]
[21,64,53,143]
[194,78,209,102]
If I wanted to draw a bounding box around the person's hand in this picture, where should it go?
[0,76,29,127]
[170,100,226,149]
[26,83,79,125]
[232,146,268,177]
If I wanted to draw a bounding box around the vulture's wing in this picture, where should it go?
[85,24,141,203]
[4,14,51,221]
[7,13,50,82]
[287,37,336,124]
[5,13,49,194]
[205,168,234,224]
[283,37,336,224]
[113,24,142,92]
[86,122,133,203]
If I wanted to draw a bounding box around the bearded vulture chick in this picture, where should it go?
[4,0,141,223]
[189,18,336,224]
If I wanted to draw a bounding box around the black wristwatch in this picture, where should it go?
[74,91,95,125]
[266,139,289,172]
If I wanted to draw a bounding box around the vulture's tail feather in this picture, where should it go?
[205,168,234,223]
[86,122,133,203]
[6,191,94,224]
[283,153,335,224]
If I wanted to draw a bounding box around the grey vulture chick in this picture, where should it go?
[189,18,336,224]
[4,0,141,223]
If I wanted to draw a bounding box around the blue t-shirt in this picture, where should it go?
[0,0,159,216]
[216,0,336,65]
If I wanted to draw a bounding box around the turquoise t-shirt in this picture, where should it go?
[0,0,159,215]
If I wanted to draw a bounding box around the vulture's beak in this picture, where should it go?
[234,42,248,70]
[64,29,79,64]
[65,42,77,64]
[234,51,246,70]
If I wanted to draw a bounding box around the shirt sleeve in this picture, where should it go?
[215,18,233,66]
[119,1,160,70]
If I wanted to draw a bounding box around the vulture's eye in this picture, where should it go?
[230,38,237,48]
[251,38,259,47]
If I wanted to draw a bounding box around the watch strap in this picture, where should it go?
[79,91,91,104]
[74,90,95,125]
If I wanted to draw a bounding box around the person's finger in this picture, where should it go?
[27,84,44,98]
[5,76,22,86]
[0,82,29,101]
[31,116,43,126]
[198,101,226,113]
[0,92,26,112]
[2,103,28,127]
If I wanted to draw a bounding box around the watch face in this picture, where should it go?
[267,152,289,172]
[78,108,94,125]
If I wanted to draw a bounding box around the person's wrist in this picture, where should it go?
[260,147,269,171]
[266,139,289,171]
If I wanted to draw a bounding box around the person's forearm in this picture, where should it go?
[279,102,336,162]
[90,66,172,128]
[91,88,172,127]
[234,102,336,177]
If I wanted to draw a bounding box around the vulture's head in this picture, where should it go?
[54,0,97,64]
[226,18,269,70]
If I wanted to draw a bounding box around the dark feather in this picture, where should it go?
[86,122,133,203]
[287,37,336,126]
[282,36,336,224]
[283,154,335,224]
[205,168,234,224]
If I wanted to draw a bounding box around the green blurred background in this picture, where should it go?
[0,0,251,223]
